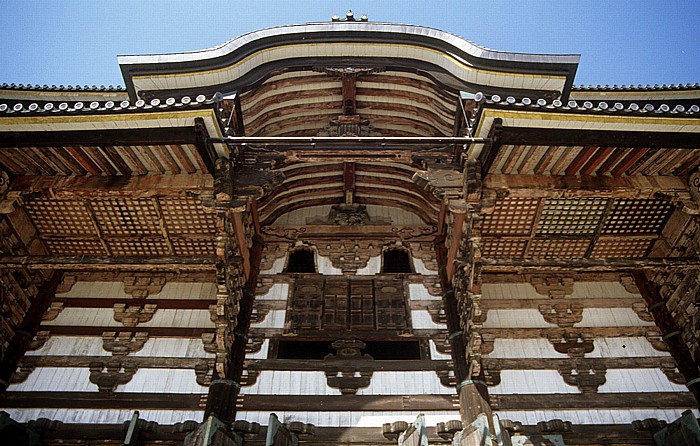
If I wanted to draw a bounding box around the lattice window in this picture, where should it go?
[375,280,407,330]
[159,198,216,235]
[323,279,349,330]
[91,199,161,237]
[350,280,375,329]
[289,278,407,332]
[528,239,590,259]
[25,199,94,236]
[602,199,674,235]
[291,279,323,330]
[107,238,169,256]
[44,239,105,256]
[536,198,608,236]
[590,238,652,258]
[172,238,216,256]
[480,238,527,258]
[481,198,540,236]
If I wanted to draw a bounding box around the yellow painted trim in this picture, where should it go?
[481,108,700,128]
[0,109,219,127]
[133,42,564,82]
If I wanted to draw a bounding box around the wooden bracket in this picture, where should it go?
[539,302,584,327]
[42,302,64,321]
[102,331,149,356]
[559,362,606,393]
[113,303,157,327]
[547,330,595,357]
[89,360,137,392]
[123,274,167,298]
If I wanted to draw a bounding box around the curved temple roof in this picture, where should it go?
[118,22,580,101]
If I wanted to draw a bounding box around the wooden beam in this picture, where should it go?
[19,356,204,369]
[54,297,213,309]
[482,327,657,339]
[9,173,214,198]
[0,255,217,272]
[482,357,675,370]
[483,174,690,200]
[0,391,202,409]
[244,359,449,372]
[491,392,695,410]
[476,257,700,273]
[0,127,200,148]
[37,326,211,337]
[499,127,700,148]
[238,394,457,411]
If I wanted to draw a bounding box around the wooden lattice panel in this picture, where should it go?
[602,199,674,235]
[44,239,105,256]
[481,198,539,236]
[172,238,217,256]
[528,239,590,259]
[590,238,652,258]
[107,238,169,256]
[480,238,527,258]
[159,198,216,235]
[536,198,608,236]
[91,199,161,237]
[25,199,95,236]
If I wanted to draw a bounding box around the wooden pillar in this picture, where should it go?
[633,271,700,407]
[436,207,494,427]
[0,270,63,392]
[204,211,265,423]
[457,380,493,426]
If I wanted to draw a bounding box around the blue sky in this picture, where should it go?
[0,1,698,88]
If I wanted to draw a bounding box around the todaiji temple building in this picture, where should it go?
[0,12,699,445]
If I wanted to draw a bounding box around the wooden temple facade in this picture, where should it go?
[0,16,699,445]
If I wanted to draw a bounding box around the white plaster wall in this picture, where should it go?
[25,336,109,357]
[256,283,289,300]
[57,281,215,300]
[589,337,670,358]
[489,370,579,394]
[250,310,286,329]
[241,371,341,396]
[485,339,568,359]
[235,411,460,427]
[356,255,381,275]
[357,371,453,395]
[131,338,213,358]
[496,409,700,425]
[118,369,208,393]
[598,369,688,393]
[569,281,640,299]
[260,255,286,275]
[411,310,446,329]
[408,283,441,300]
[317,253,343,275]
[245,338,269,360]
[481,283,542,300]
[43,308,213,328]
[9,367,97,392]
[413,258,437,275]
[482,309,557,329]
[578,308,656,327]
[6,408,204,424]
[429,340,452,360]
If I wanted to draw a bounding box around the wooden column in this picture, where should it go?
[437,206,494,427]
[633,271,700,407]
[0,270,63,392]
